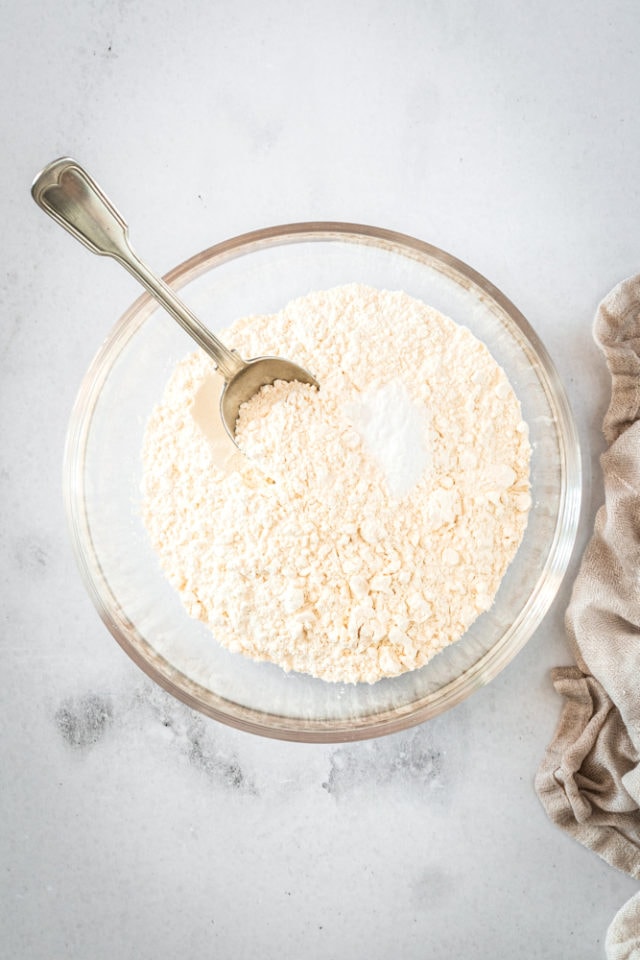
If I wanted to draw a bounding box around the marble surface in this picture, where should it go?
[2,1,639,957]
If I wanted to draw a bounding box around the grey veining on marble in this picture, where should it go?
[2,2,639,958]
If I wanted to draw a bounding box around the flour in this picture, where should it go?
[141,284,531,684]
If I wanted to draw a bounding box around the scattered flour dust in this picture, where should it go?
[141,283,531,684]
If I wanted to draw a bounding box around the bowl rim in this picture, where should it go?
[63,221,582,742]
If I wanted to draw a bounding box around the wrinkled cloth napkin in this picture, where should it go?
[535,274,640,957]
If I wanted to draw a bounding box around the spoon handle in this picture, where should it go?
[31,158,245,381]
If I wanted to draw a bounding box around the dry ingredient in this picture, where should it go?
[141,284,531,684]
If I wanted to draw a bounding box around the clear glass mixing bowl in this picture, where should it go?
[64,223,581,742]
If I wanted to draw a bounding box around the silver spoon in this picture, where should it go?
[31,158,319,443]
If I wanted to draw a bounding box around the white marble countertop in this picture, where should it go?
[2,2,639,957]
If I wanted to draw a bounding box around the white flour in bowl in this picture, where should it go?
[141,283,531,684]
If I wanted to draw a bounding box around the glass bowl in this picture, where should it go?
[64,223,581,742]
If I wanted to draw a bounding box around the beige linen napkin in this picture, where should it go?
[535,274,640,955]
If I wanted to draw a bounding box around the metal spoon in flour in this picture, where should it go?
[31,158,319,443]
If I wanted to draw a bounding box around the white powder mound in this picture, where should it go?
[141,283,532,684]
[345,378,431,498]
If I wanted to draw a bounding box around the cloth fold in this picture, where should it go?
[606,892,640,960]
[535,274,640,955]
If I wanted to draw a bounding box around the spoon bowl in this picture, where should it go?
[219,355,318,434]
[31,158,319,442]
